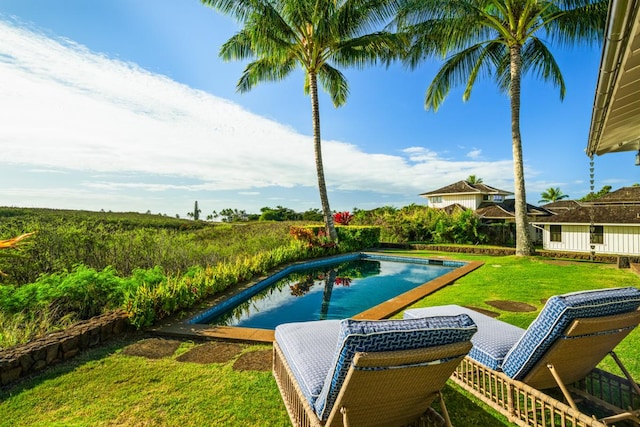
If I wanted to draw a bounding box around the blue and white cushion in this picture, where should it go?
[501,287,640,380]
[404,305,525,370]
[313,315,477,421]
[275,320,342,407]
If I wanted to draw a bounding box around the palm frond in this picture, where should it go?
[0,232,35,251]
[201,0,266,22]
[332,32,407,69]
[425,42,496,110]
[464,41,507,100]
[335,0,399,38]
[237,57,297,92]
[521,37,566,99]
[219,31,254,61]
[0,232,35,276]
[398,1,499,68]
[543,0,607,47]
[318,63,349,107]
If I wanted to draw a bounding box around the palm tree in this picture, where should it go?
[396,0,607,255]
[467,174,483,184]
[202,0,404,241]
[539,187,569,203]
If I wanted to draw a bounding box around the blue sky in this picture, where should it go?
[0,0,637,218]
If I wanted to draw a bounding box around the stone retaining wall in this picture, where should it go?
[0,310,130,386]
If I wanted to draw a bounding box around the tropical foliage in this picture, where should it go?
[580,185,611,201]
[333,211,354,225]
[539,187,569,203]
[353,204,487,244]
[396,0,608,255]
[202,0,404,241]
[466,175,483,184]
[0,208,379,347]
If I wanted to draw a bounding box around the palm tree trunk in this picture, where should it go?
[309,72,338,241]
[320,269,337,320]
[509,45,533,256]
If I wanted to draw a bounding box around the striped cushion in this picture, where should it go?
[501,287,640,379]
[404,305,525,370]
[313,315,477,420]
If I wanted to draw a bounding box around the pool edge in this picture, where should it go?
[149,254,484,343]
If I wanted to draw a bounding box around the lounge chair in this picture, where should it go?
[404,286,640,427]
[272,314,478,427]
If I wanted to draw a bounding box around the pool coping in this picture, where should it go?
[149,252,484,343]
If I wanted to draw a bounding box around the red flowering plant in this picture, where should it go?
[289,226,336,249]
[334,277,351,287]
[333,211,353,225]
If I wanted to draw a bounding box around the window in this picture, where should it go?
[590,225,604,244]
[482,195,490,201]
[493,195,504,202]
[550,225,562,242]
[431,196,442,203]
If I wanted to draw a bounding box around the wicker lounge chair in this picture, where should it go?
[404,287,640,427]
[272,314,478,427]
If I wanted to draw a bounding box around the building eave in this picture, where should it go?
[587,0,640,157]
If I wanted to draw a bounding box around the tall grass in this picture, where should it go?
[0,209,379,348]
[0,209,298,285]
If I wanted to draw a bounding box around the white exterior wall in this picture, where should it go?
[542,224,640,255]
[429,194,482,210]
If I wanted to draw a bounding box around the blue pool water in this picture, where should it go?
[190,253,465,330]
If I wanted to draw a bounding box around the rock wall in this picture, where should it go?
[0,310,129,386]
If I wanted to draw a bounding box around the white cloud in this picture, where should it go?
[0,18,518,212]
[467,149,482,159]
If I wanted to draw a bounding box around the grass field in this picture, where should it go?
[1,250,639,426]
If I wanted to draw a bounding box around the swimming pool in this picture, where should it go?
[189,253,468,330]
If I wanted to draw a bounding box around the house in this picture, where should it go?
[539,200,582,215]
[420,180,552,243]
[475,199,553,244]
[534,187,640,255]
[419,181,512,210]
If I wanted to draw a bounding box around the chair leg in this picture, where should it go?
[609,351,640,397]
[546,363,580,411]
[438,392,453,427]
[340,407,350,427]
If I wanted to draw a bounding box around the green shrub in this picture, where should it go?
[0,265,135,319]
[352,204,486,245]
[123,241,314,328]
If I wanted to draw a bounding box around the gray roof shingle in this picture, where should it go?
[420,180,513,197]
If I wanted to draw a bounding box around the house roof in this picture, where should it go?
[540,200,582,214]
[475,199,553,219]
[587,0,640,157]
[590,186,640,204]
[420,180,513,197]
[533,204,640,225]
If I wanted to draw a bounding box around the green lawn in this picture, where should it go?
[1,251,638,426]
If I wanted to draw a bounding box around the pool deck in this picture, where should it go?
[150,254,484,343]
